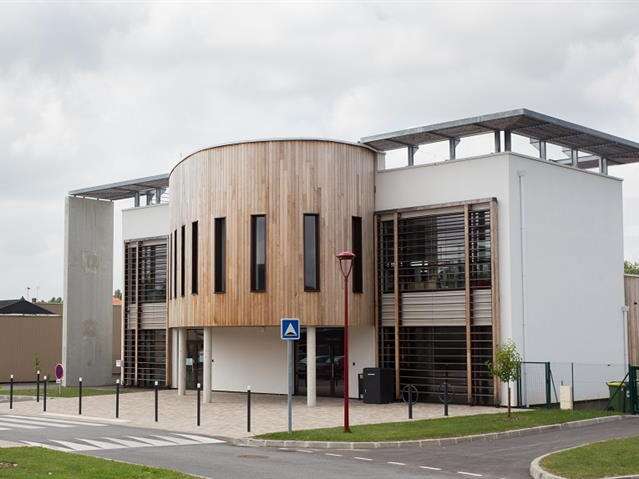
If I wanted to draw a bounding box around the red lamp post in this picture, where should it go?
[336,250,355,433]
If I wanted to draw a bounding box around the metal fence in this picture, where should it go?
[517,361,632,409]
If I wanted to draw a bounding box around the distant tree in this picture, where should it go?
[33,354,40,375]
[625,260,639,275]
[48,297,63,303]
[487,340,522,418]
[113,289,122,300]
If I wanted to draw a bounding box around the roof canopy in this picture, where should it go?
[69,174,169,201]
[0,298,55,315]
[361,109,639,164]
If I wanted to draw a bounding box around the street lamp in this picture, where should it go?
[336,250,355,433]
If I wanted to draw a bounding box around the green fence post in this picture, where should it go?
[545,362,552,409]
[629,365,638,415]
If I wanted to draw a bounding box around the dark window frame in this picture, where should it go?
[352,216,363,293]
[214,217,226,293]
[303,213,320,291]
[180,225,185,297]
[172,230,177,299]
[250,215,267,292]
[191,220,198,295]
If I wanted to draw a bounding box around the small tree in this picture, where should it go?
[33,354,40,375]
[487,340,521,417]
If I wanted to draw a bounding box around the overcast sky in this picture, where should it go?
[1,2,639,300]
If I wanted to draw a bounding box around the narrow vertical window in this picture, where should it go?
[191,221,198,294]
[250,215,266,291]
[180,225,185,297]
[173,230,177,299]
[214,217,226,293]
[303,214,319,291]
[352,216,363,293]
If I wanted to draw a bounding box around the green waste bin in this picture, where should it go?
[607,381,629,412]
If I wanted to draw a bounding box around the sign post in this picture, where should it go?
[280,318,300,434]
[55,363,64,397]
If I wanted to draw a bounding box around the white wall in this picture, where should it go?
[376,152,626,403]
[506,155,625,402]
[122,203,169,241]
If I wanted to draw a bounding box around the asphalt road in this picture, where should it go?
[0,411,638,479]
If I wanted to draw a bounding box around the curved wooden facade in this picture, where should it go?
[168,139,377,328]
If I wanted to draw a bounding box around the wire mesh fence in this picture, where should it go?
[517,361,630,408]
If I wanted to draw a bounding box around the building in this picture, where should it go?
[0,299,121,383]
[63,109,638,405]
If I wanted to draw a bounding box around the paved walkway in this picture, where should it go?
[5,390,502,438]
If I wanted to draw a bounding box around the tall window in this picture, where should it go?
[250,215,266,291]
[352,216,363,293]
[172,230,177,299]
[214,217,226,293]
[303,214,319,291]
[180,225,185,297]
[191,221,198,294]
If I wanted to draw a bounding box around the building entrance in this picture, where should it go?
[186,329,203,390]
[295,328,344,398]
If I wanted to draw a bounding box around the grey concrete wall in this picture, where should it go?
[62,196,114,386]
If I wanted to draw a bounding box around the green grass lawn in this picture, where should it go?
[256,409,618,442]
[541,436,639,479]
[0,447,194,478]
[0,386,120,398]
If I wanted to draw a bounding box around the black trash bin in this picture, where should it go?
[362,367,395,404]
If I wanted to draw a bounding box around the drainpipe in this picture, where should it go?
[622,305,629,365]
[518,170,528,406]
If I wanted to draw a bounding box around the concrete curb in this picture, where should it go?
[530,445,639,479]
[234,415,630,449]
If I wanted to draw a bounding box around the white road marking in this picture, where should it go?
[102,437,152,448]
[151,435,199,446]
[0,420,42,429]
[296,449,314,453]
[0,417,74,428]
[172,433,225,444]
[0,428,8,431]
[388,461,406,466]
[278,448,290,451]
[50,439,97,451]
[353,457,373,461]
[22,441,69,452]
[127,436,176,447]
[76,438,126,450]
[6,415,107,427]
[457,472,483,477]
[420,466,442,471]
[325,453,342,457]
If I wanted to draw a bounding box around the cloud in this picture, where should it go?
[1,2,639,298]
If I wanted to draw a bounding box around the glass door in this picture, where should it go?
[295,328,344,397]
[186,329,203,390]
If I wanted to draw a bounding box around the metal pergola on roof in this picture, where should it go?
[69,173,169,202]
[360,108,639,173]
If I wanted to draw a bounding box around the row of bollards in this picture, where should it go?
[6,374,255,431]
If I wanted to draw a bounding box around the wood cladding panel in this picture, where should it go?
[168,140,376,328]
[625,275,639,365]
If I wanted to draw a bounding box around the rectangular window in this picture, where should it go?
[352,216,363,293]
[214,217,226,293]
[180,225,185,297]
[191,221,198,294]
[173,230,177,299]
[303,214,320,291]
[250,215,266,291]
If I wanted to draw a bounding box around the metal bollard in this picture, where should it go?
[9,375,14,410]
[196,383,201,427]
[43,376,47,412]
[78,377,83,415]
[444,378,449,417]
[36,370,40,403]
[115,379,120,419]
[408,387,413,419]
[247,386,251,433]
[154,381,159,422]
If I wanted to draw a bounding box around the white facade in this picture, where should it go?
[122,203,169,241]
[376,152,626,403]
